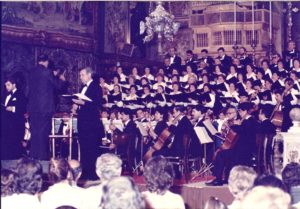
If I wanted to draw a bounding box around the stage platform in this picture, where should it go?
[134,175,234,209]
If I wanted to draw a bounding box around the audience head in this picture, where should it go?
[204,196,228,209]
[1,169,17,197]
[15,158,43,195]
[49,158,72,185]
[254,174,286,191]
[228,165,257,200]
[95,153,122,182]
[240,186,291,209]
[144,155,174,195]
[68,160,82,183]
[101,176,145,209]
[282,162,300,191]
[37,54,49,67]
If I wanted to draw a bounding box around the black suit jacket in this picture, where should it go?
[170,55,182,70]
[77,80,103,138]
[218,55,232,73]
[28,64,63,114]
[169,116,193,157]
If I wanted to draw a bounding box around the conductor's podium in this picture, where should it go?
[49,113,79,160]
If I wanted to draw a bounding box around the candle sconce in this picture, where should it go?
[251,40,257,66]
[232,42,239,58]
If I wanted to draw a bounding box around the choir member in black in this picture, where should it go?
[275,78,297,132]
[130,66,141,84]
[261,60,272,80]
[271,71,284,91]
[186,83,200,104]
[168,47,182,70]
[140,85,153,105]
[1,77,26,160]
[276,59,288,78]
[270,53,281,72]
[72,67,104,179]
[292,58,300,75]
[236,73,246,93]
[116,66,127,83]
[108,84,123,103]
[239,47,252,68]
[217,47,232,73]
[226,65,238,84]
[163,56,173,77]
[283,40,300,70]
[206,102,257,186]
[185,50,197,72]
[142,66,154,82]
[200,49,214,70]
[291,71,300,91]
[245,64,257,81]
[168,82,183,104]
[109,108,137,175]
[153,85,167,107]
[28,54,65,160]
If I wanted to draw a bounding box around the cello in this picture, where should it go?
[143,114,182,162]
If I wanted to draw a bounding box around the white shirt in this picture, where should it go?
[4,88,17,107]
[41,182,85,209]
[81,79,93,95]
[143,191,185,209]
[81,184,103,209]
[1,193,43,209]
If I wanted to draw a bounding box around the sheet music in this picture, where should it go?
[203,119,218,135]
[62,93,92,102]
[136,122,148,137]
[194,127,214,144]
[112,119,124,131]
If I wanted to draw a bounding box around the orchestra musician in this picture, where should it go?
[206,102,258,186]
[109,108,137,175]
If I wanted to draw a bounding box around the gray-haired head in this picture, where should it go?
[101,176,145,209]
[80,66,94,75]
[228,165,257,200]
[95,153,122,182]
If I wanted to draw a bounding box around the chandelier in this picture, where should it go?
[140,2,180,54]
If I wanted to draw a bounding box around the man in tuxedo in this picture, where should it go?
[168,106,194,157]
[283,40,300,70]
[109,108,137,175]
[200,49,214,69]
[168,47,182,70]
[28,54,65,160]
[1,77,26,160]
[206,102,257,186]
[185,50,197,72]
[239,47,252,68]
[72,67,104,179]
[217,47,232,74]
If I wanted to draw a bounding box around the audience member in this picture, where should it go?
[41,158,85,209]
[1,158,43,209]
[100,176,145,209]
[240,186,291,209]
[227,166,257,209]
[282,162,300,205]
[143,155,185,209]
[1,169,17,197]
[254,174,287,191]
[204,196,228,209]
[83,153,122,209]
